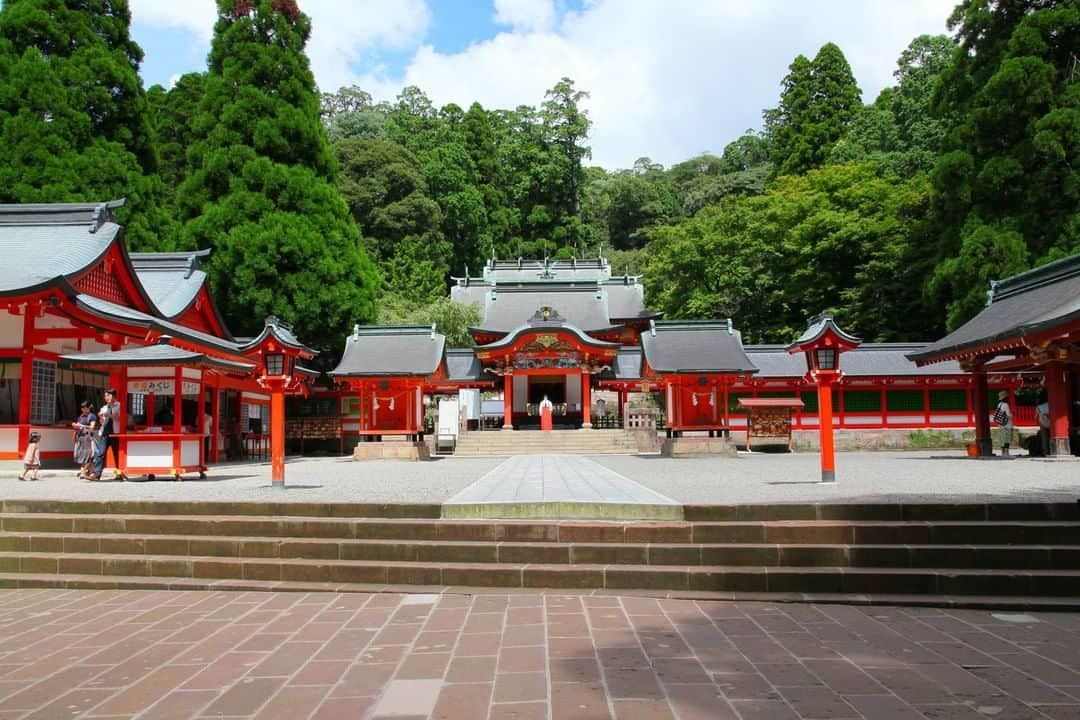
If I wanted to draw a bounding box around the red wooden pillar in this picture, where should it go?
[172,366,183,473]
[271,387,285,487]
[210,383,220,463]
[503,373,513,429]
[818,375,836,483]
[17,311,33,449]
[665,381,674,432]
[1045,361,1072,456]
[416,386,424,438]
[923,385,931,426]
[581,371,592,428]
[972,371,992,457]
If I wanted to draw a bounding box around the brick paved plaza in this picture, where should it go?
[2,588,1079,719]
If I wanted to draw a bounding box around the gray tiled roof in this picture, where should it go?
[465,257,613,284]
[131,250,211,319]
[748,344,966,378]
[478,321,621,352]
[60,342,254,373]
[446,349,484,381]
[449,284,489,310]
[0,202,122,295]
[641,320,758,374]
[909,254,1080,363]
[330,325,446,377]
[604,283,657,320]
[596,348,643,380]
[238,316,314,356]
[474,287,617,333]
[76,294,245,355]
[790,312,861,348]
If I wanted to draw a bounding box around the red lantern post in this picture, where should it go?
[243,317,316,491]
[787,314,860,483]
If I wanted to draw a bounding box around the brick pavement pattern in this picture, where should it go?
[1,589,1079,719]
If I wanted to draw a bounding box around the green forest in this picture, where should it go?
[0,0,1077,352]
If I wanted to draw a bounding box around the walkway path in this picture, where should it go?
[1,588,1078,719]
[443,454,681,519]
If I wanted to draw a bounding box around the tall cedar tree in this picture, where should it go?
[766,43,862,176]
[0,0,175,249]
[178,0,379,351]
[146,72,205,213]
[929,0,1080,329]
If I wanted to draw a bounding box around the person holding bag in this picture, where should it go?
[993,390,1013,457]
[71,400,97,480]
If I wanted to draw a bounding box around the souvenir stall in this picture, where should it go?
[61,340,254,479]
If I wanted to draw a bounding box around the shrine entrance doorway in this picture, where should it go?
[528,376,566,405]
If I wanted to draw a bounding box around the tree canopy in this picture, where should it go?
[0,0,174,249]
[176,0,379,351]
[929,0,1080,329]
[3,0,1075,348]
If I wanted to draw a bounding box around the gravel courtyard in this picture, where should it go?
[1,451,1077,506]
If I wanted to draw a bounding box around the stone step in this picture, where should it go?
[5,534,1080,569]
[3,513,1079,545]
[4,572,1080,611]
[1,552,1078,596]
[4,500,1074,522]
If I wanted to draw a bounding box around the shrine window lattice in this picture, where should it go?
[930,390,968,412]
[30,359,56,426]
[75,262,128,306]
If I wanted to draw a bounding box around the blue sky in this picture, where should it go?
[127,0,955,169]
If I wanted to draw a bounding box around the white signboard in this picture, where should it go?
[128,379,201,395]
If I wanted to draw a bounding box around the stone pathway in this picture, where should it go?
[1,589,1079,719]
[442,454,681,519]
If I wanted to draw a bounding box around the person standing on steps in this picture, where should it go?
[994,389,1014,457]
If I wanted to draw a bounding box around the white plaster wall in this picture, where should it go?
[180,440,200,466]
[36,314,74,330]
[128,367,171,378]
[35,427,72,453]
[0,427,17,453]
[126,440,172,467]
[79,339,111,353]
[0,311,22,349]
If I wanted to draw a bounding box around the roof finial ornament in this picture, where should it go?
[352,324,361,340]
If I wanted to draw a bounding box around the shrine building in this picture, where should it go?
[0,201,308,475]
[327,257,1071,452]
[2,200,1075,469]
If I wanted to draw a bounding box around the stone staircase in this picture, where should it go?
[2,499,1079,607]
[452,428,642,456]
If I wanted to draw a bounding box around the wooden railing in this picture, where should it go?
[625,406,658,431]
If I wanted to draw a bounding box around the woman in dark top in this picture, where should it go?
[71,400,97,479]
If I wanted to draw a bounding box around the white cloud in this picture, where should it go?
[129,0,215,40]
[131,0,957,169]
[395,0,955,168]
[304,0,430,95]
[129,0,430,97]
[494,0,556,33]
